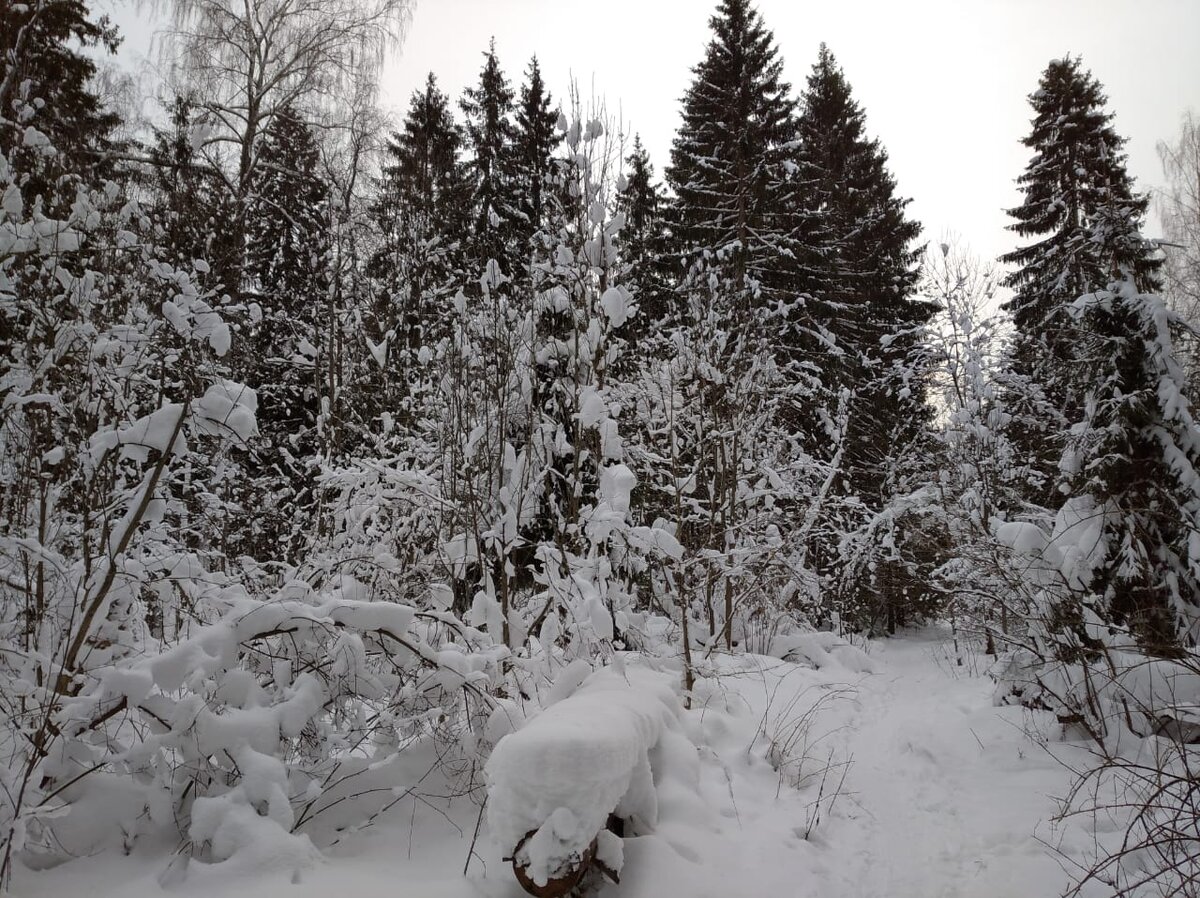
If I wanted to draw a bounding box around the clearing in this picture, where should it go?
[13,629,1090,898]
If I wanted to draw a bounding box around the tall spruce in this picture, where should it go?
[793,44,928,502]
[665,0,800,302]
[789,45,930,631]
[238,105,332,560]
[617,134,667,324]
[1001,56,1160,501]
[371,74,473,344]
[460,39,521,281]
[147,95,240,290]
[366,73,473,429]
[0,0,122,204]
[513,56,562,250]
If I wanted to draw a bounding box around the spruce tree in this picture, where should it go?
[147,95,240,291]
[513,56,562,248]
[460,39,521,281]
[238,105,332,560]
[245,106,330,307]
[662,0,811,619]
[616,134,668,325]
[792,44,928,504]
[0,0,123,204]
[618,135,664,274]
[1061,235,1200,651]
[367,74,473,426]
[665,0,801,302]
[372,74,473,338]
[788,45,930,630]
[1001,56,1160,500]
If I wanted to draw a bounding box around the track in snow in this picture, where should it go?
[816,630,1078,898]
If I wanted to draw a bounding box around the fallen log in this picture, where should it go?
[486,664,681,895]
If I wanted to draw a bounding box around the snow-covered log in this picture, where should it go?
[485,664,684,894]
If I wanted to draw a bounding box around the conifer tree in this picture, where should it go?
[786,45,931,629]
[1001,56,1160,500]
[1,0,123,203]
[147,95,240,291]
[665,0,801,303]
[372,74,473,345]
[618,136,661,257]
[614,131,672,328]
[792,44,929,505]
[238,105,332,560]
[1060,252,1200,651]
[460,39,521,281]
[365,74,473,432]
[513,56,562,249]
[245,106,330,307]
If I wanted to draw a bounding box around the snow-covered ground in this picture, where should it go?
[12,629,1092,898]
[817,633,1081,898]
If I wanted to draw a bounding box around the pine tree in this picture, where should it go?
[460,39,521,281]
[1001,56,1160,500]
[665,0,801,302]
[513,56,562,249]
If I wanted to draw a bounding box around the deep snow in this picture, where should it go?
[12,629,1091,898]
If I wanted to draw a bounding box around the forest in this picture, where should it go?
[2,0,1199,895]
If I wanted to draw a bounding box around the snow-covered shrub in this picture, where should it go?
[625,256,821,664]
[0,134,257,878]
[55,580,508,857]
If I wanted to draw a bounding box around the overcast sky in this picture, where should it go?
[101,0,1200,264]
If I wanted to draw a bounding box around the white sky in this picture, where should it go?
[100,0,1200,264]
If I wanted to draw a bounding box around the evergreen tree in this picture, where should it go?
[372,74,473,336]
[787,45,931,629]
[238,105,332,560]
[245,105,330,306]
[615,134,669,332]
[146,95,240,290]
[513,56,562,249]
[617,136,664,271]
[792,44,929,505]
[367,73,473,424]
[1061,257,1200,651]
[1000,56,1160,500]
[0,0,123,203]
[460,39,521,281]
[665,0,801,303]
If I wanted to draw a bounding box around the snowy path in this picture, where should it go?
[13,630,1086,898]
[818,632,1077,898]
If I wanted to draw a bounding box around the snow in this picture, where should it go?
[485,665,681,885]
[816,633,1078,898]
[15,629,1095,898]
[599,286,633,328]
